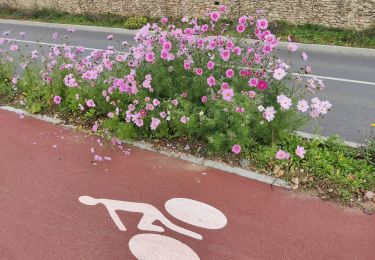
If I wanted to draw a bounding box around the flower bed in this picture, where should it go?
[0,6,374,205]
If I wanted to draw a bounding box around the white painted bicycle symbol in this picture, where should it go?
[79,196,227,259]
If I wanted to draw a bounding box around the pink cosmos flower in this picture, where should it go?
[297,100,309,112]
[257,19,268,30]
[220,49,230,61]
[86,99,96,108]
[201,96,208,103]
[92,124,98,132]
[195,68,203,75]
[160,111,167,118]
[257,80,268,90]
[276,150,290,160]
[263,106,276,122]
[145,104,155,111]
[150,117,161,130]
[64,74,78,87]
[105,112,113,118]
[135,118,144,127]
[184,60,191,70]
[219,5,227,13]
[248,91,256,98]
[207,75,216,86]
[236,24,246,33]
[277,95,292,110]
[161,17,168,24]
[232,144,241,154]
[180,116,190,124]
[238,15,247,25]
[222,88,234,101]
[53,95,62,105]
[232,46,242,56]
[288,42,298,52]
[210,11,221,22]
[248,77,258,87]
[107,34,113,40]
[163,41,172,51]
[226,69,234,78]
[201,24,209,32]
[146,52,155,63]
[153,99,160,106]
[273,68,287,80]
[128,104,135,111]
[236,107,245,113]
[66,27,75,33]
[207,60,215,70]
[296,145,306,159]
[9,44,19,52]
[171,99,179,106]
[305,66,312,73]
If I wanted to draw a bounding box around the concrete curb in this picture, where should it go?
[295,131,363,148]
[0,105,290,189]
[1,19,375,56]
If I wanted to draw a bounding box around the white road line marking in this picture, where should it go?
[2,37,375,86]
[2,37,104,51]
[292,73,375,86]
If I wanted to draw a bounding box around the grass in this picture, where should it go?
[1,5,375,48]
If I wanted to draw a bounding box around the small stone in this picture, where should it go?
[365,191,374,200]
[308,176,314,182]
[273,165,281,175]
[328,188,333,193]
[361,201,375,215]
[275,170,284,178]
[240,159,250,168]
[291,177,300,185]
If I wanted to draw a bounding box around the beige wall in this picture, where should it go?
[2,0,375,29]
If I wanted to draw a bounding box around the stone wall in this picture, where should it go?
[1,0,375,29]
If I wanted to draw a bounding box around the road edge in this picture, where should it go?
[2,19,375,56]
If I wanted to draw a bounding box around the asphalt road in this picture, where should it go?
[1,21,374,142]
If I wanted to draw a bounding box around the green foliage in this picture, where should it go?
[254,134,375,201]
[103,118,138,140]
[0,63,14,103]
[124,16,148,29]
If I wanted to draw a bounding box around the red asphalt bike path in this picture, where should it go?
[0,109,374,260]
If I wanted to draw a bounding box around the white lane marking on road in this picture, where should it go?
[292,73,375,86]
[129,234,200,260]
[3,38,375,86]
[165,198,227,229]
[2,37,104,52]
